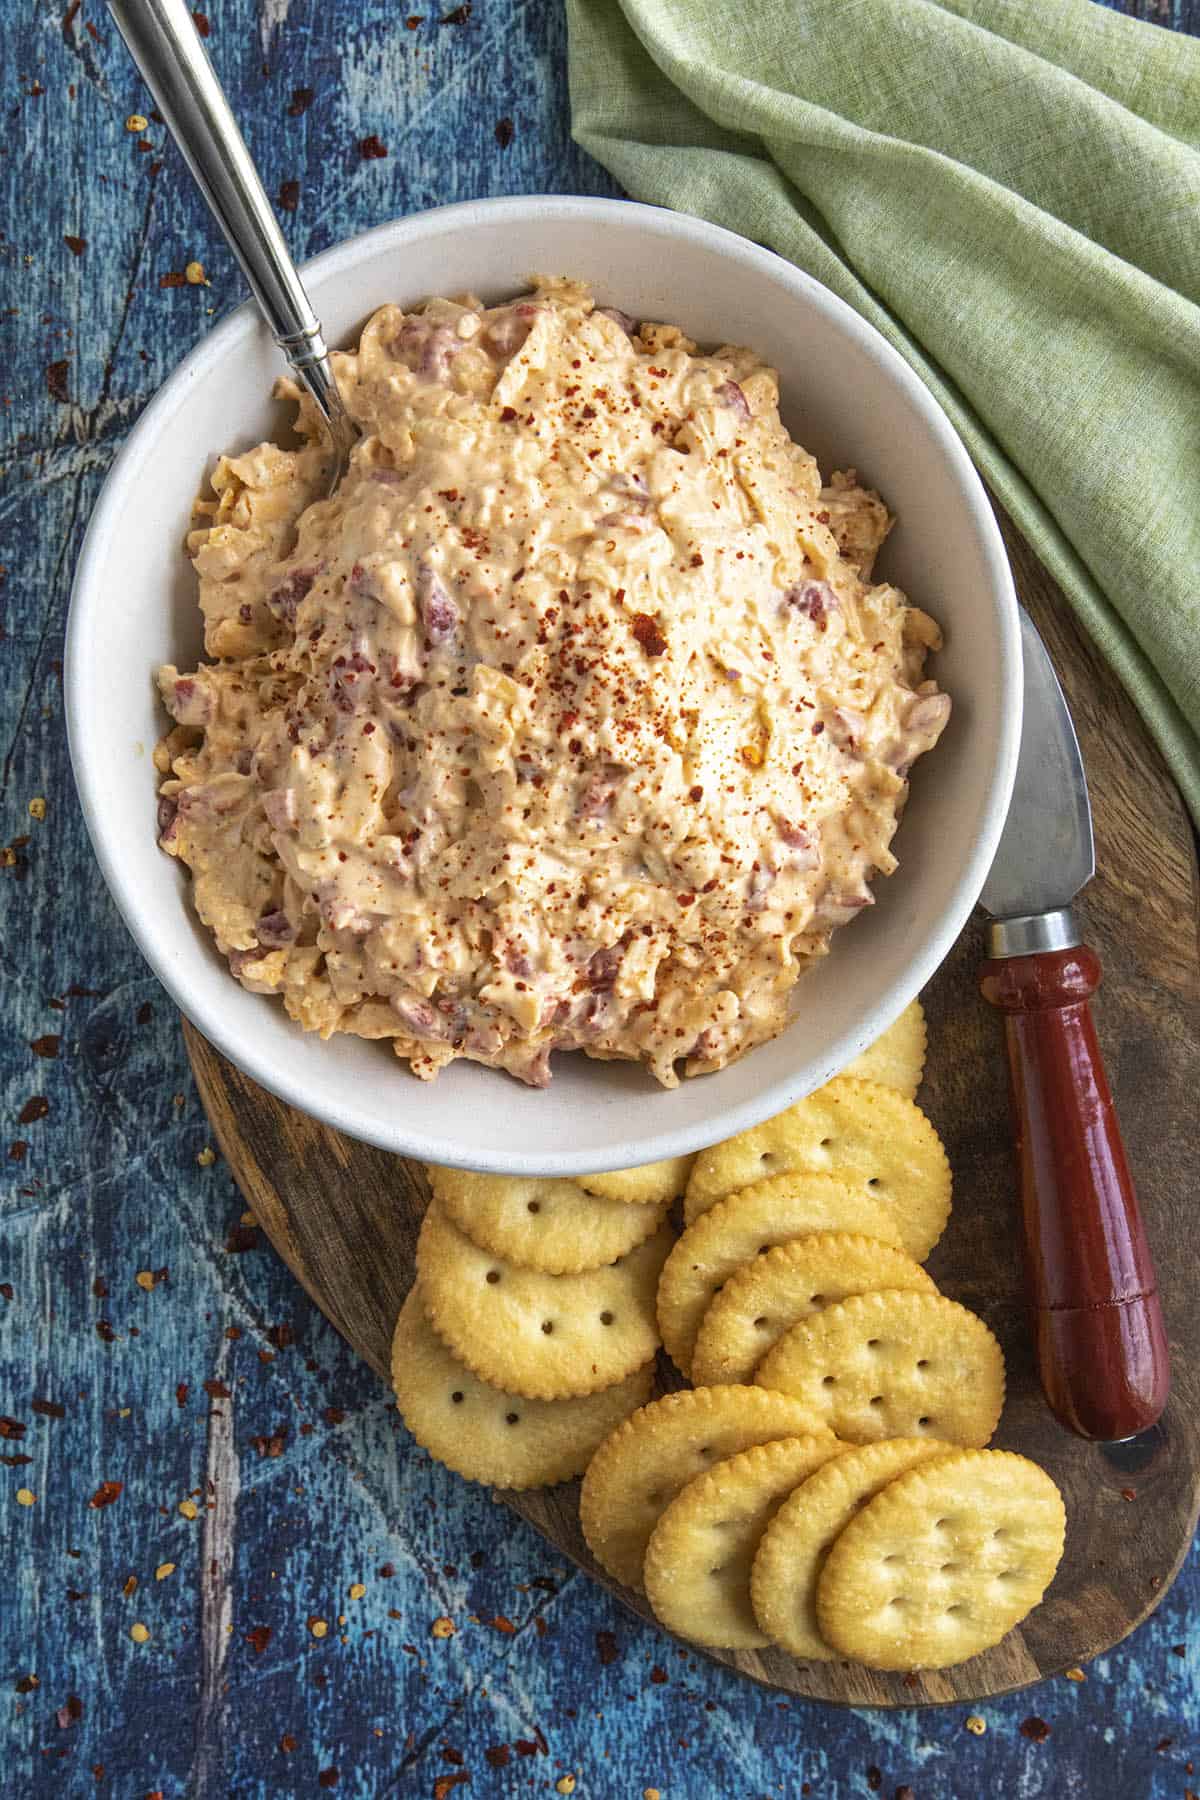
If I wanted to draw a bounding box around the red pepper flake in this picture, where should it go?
[225,1224,259,1253]
[895,1790,915,1800]
[56,1695,83,1728]
[14,1675,39,1694]
[92,1277,109,1299]
[649,1665,668,1684]
[495,117,514,149]
[1,1454,32,1466]
[18,1096,49,1125]
[433,1778,469,1800]
[1155,1737,1174,1752]
[358,134,388,161]
[192,9,210,34]
[245,1626,272,1656]
[158,272,188,289]
[406,13,424,24]
[515,1727,548,1756]
[323,1407,345,1427]
[1172,1644,1187,1657]
[676,893,695,908]
[88,1481,123,1509]
[278,179,300,213]
[378,1562,395,1578]
[441,1749,464,1767]
[689,552,703,567]
[267,1323,294,1349]
[485,1746,510,1768]
[62,0,81,45]
[492,1614,517,1634]
[280,1734,297,1754]
[1121,1487,1137,1502]
[318,1773,338,1790]
[287,86,314,116]
[1020,1716,1051,1743]
[0,1417,26,1440]
[865,1771,882,1792]
[595,1629,619,1666]
[175,1383,189,1408]
[439,2,471,19]
[30,1036,59,1059]
[31,1398,65,1419]
[9,1143,26,1162]
[0,1283,12,1302]
[202,1380,231,1399]
[95,1320,116,1343]
[630,613,668,657]
[251,1432,287,1459]
[63,235,87,258]
[64,1586,89,1598]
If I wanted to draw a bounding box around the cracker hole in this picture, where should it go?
[917,1416,932,1428]
[946,1603,966,1616]
[599,1310,614,1326]
[887,1597,906,1609]
[486,1270,501,1285]
[753,1316,769,1330]
[527,1201,540,1215]
[648,1491,663,1506]
[451,1391,464,1404]
[869,1396,884,1408]
[934,1517,951,1530]
[992,1527,1007,1540]
[810,1293,826,1306]
[505,1412,519,1425]
[866,1176,880,1188]
[541,1320,554,1336]
[916,1358,930,1370]
[997,1569,1017,1581]
[822,1375,837,1387]
[760,1152,776,1167]
[939,1562,959,1574]
[883,1554,899,1565]
[867,1338,881,1348]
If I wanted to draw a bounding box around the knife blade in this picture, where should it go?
[979,605,1094,938]
[978,606,1168,1441]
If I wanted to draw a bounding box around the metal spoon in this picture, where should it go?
[107,0,357,493]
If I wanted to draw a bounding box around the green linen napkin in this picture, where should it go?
[566,0,1200,821]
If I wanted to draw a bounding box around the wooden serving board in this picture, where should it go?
[183,509,1200,1707]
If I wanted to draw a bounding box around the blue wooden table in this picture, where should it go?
[3,1,1197,1793]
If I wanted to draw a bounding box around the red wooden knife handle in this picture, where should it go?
[979,943,1169,1440]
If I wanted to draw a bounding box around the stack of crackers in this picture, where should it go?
[393,1001,1066,1674]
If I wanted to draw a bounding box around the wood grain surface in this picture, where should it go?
[184,502,1200,1709]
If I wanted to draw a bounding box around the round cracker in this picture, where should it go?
[656,1174,905,1377]
[644,1435,844,1648]
[755,1290,1005,1447]
[750,1437,952,1658]
[416,1202,673,1400]
[577,1154,697,1207]
[683,1077,951,1260]
[391,1287,654,1489]
[817,1449,1066,1670]
[840,1000,927,1099]
[427,1165,666,1274]
[579,1386,832,1591]
[690,1234,937,1388]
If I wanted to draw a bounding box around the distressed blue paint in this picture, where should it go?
[1,0,1197,1794]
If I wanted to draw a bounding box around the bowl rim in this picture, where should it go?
[65,193,1021,1172]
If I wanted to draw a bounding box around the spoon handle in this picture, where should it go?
[107,0,352,455]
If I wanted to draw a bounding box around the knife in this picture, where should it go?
[978,607,1169,1442]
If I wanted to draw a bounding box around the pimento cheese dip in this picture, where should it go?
[155,280,949,1088]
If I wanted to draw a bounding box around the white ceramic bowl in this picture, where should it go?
[67,196,1020,1175]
